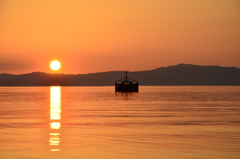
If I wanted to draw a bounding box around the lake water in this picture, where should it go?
[0,86,240,159]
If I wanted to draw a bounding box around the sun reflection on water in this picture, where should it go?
[50,86,61,120]
[50,122,61,129]
[49,133,60,145]
[49,86,61,151]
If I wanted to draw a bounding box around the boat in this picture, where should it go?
[115,72,139,92]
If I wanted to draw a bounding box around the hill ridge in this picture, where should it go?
[1,64,240,86]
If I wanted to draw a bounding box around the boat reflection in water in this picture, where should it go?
[49,86,61,152]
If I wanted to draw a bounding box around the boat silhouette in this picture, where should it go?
[115,72,139,92]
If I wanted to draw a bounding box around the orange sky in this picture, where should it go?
[0,0,240,74]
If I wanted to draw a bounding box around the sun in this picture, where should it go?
[50,60,61,71]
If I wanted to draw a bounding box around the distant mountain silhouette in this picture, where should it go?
[0,64,240,86]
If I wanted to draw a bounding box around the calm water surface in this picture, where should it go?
[0,86,240,159]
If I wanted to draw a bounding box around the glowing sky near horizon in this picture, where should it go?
[0,0,240,74]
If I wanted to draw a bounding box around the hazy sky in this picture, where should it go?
[0,0,240,74]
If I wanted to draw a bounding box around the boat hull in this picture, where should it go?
[115,83,138,92]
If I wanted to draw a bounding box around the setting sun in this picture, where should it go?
[50,60,61,71]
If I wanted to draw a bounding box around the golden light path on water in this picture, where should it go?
[49,86,61,152]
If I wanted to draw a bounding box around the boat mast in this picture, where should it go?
[125,71,128,82]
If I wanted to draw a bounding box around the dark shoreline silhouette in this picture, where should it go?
[1,64,240,86]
